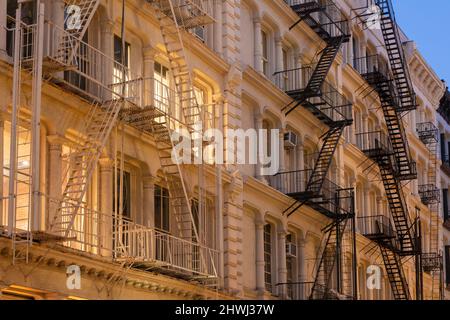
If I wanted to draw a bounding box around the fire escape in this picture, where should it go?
[270,0,356,300]
[5,0,218,281]
[416,122,443,300]
[355,0,419,300]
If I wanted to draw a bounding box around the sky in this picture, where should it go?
[394,0,450,83]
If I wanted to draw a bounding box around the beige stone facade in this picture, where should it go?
[0,0,447,300]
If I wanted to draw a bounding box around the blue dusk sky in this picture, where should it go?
[394,0,450,83]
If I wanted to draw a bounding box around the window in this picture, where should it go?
[443,189,449,221]
[64,33,89,91]
[445,246,450,285]
[352,36,359,68]
[286,233,297,299]
[113,35,131,96]
[262,30,269,76]
[154,185,170,232]
[282,48,289,90]
[193,26,206,42]
[7,0,36,57]
[1,121,32,231]
[191,197,216,248]
[264,223,273,292]
[113,170,132,221]
[154,62,171,115]
[114,35,130,67]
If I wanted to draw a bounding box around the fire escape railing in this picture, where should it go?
[270,170,353,218]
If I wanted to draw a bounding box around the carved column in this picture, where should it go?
[298,235,307,299]
[277,224,288,299]
[47,135,64,230]
[253,18,263,73]
[255,212,265,298]
[99,158,114,257]
[142,175,155,228]
[101,19,114,101]
[143,46,157,108]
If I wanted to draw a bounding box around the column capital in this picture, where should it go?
[99,158,114,170]
[47,134,65,149]
[143,46,158,60]
[255,211,265,226]
[212,93,225,104]
[143,175,157,188]
[100,19,114,34]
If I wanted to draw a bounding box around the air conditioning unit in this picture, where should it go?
[286,242,297,258]
[284,132,298,149]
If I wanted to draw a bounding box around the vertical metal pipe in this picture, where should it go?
[335,191,341,294]
[351,191,358,300]
[31,1,45,232]
[7,5,22,236]
[216,99,224,288]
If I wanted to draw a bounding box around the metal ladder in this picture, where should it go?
[149,0,213,246]
[416,123,443,300]
[10,116,33,264]
[374,0,416,112]
[50,99,123,238]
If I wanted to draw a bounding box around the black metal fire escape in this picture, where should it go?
[416,122,444,300]
[278,0,352,217]
[270,0,356,300]
[354,0,419,300]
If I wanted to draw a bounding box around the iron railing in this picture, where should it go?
[416,122,439,144]
[356,131,393,157]
[270,170,353,214]
[358,215,396,240]
[147,0,215,29]
[273,66,352,123]
[115,218,219,278]
[422,252,443,272]
[418,184,440,205]
[285,0,350,39]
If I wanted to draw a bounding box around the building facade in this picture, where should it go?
[0,0,448,300]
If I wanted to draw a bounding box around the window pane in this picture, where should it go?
[264,224,272,292]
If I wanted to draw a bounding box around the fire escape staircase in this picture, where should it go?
[310,210,353,300]
[277,1,352,219]
[356,134,415,300]
[353,0,419,300]
[358,215,411,300]
[416,122,443,300]
[41,1,127,241]
[119,0,217,279]
[284,0,350,116]
[374,0,416,113]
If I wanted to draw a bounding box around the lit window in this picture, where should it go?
[154,62,171,115]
